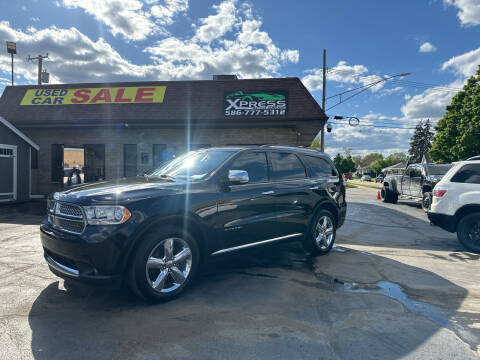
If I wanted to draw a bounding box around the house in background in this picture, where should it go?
[0,116,40,203]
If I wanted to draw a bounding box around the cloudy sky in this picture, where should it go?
[0,0,479,156]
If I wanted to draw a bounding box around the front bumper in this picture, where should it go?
[40,222,134,286]
[427,212,456,233]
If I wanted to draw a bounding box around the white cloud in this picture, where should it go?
[194,0,237,42]
[441,46,480,78]
[400,46,480,125]
[444,0,480,26]
[61,0,160,41]
[0,1,298,85]
[151,0,189,26]
[400,83,460,121]
[144,1,298,79]
[419,42,437,53]
[302,61,385,93]
[326,117,414,156]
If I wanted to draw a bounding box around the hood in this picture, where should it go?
[55,177,187,205]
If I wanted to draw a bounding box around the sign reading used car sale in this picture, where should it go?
[20,86,167,106]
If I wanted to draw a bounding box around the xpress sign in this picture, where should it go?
[224,90,288,116]
[20,86,166,106]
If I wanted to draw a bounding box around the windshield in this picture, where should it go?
[426,164,452,175]
[149,150,235,180]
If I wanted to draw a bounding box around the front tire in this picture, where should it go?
[422,192,433,212]
[381,187,397,203]
[457,212,480,253]
[130,227,200,302]
[303,209,336,256]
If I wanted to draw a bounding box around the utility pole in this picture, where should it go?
[320,49,327,152]
[27,53,48,85]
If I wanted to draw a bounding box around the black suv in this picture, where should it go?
[41,146,346,301]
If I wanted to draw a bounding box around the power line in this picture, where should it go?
[325,72,410,111]
[334,123,416,130]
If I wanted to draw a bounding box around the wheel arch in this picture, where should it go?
[312,200,339,227]
[123,213,208,275]
[422,184,433,194]
[455,205,480,227]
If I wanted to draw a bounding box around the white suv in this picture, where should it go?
[428,159,480,252]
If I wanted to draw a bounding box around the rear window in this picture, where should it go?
[270,152,306,181]
[304,155,337,177]
[451,164,480,184]
[426,164,452,175]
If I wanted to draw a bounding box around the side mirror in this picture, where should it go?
[228,169,249,184]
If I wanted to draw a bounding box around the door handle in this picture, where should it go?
[262,190,275,195]
[309,186,320,190]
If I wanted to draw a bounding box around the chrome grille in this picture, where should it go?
[56,202,83,219]
[50,202,86,234]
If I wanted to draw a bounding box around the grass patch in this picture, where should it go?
[346,182,358,188]
[351,182,382,189]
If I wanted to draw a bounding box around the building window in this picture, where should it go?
[124,144,138,177]
[153,144,177,168]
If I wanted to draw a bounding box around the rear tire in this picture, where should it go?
[303,209,336,256]
[457,212,480,253]
[422,192,433,212]
[130,226,200,302]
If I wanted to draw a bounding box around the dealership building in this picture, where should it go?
[0,76,327,196]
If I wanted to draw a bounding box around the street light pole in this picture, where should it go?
[321,49,327,152]
[6,41,16,86]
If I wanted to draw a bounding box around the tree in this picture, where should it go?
[430,65,480,162]
[359,153,383,167]
[333,153,356,174]
[408,119,433,163]
[310,136,321,150]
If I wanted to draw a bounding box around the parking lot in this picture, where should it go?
[0,187,479,360]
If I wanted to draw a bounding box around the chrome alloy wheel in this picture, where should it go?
[315,216,334,250]
[145,237,192,293]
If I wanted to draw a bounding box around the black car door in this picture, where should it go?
[267,151,314,238]
[214,151,281,253]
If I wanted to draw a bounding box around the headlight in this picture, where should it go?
[47,199,56,214]
[83,206,131,225]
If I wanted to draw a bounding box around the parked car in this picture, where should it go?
[375,173,385,183]
[342,173,352,180]
[360,175,371,181]
[381,163,452,211]
[41,146,347,301]
[428,159,480,253]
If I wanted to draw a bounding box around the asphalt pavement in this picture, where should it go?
[0,188,479,359]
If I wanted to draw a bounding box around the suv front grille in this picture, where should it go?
[49,202,86,234]
[57,202,83,218]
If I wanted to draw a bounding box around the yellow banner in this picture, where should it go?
[20,86,167,105]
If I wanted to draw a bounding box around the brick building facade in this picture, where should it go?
[0,77,327,195]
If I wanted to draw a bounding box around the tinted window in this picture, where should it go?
[270,152,306,181]
[229,152,268,183]
[451,164,480,184]
[305,155,336,177]
[426,164,452,175]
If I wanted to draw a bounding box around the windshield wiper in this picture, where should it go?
[158,174,176,181]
